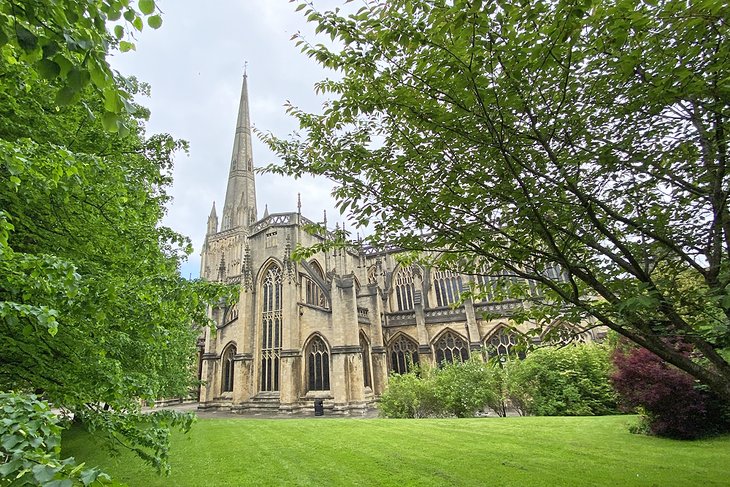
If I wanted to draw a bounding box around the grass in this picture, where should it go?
[62,415,730,486]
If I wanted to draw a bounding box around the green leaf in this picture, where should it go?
[55,86,75,106]
[32,464,59,483]
[67,68,90,91]
[108,8,122,21]
[119,41,135,52]
[147,15,163,29]
[15,25,38,52]
[102,111,120,132]
[139,0,156,15]
[36,59,60,80]
[114,25,124,39]
[133,16,144,31]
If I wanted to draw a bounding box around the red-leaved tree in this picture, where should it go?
[612,345,730,439]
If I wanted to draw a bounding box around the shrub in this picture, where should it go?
[378,368,441,418]
[612,345,730,439]
[505,344,618,416]
[433,358,502,418]
[379,359,507,418]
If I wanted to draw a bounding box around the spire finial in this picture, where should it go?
[243,60,248,77]
[297,193,301,215]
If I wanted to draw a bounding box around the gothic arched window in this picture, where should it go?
[434,331,469,365]
[484,327,524,361]
[367,265,377,284]
[433,269,463,307]
[261,264,283,392]
[360,333,372,389]
[307,335,330,391]
[222,344,236,393]
[388,334,419,374]
[304,261,327,308]
[394,266,415,311]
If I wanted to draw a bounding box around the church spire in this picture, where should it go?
[221,71,258,231]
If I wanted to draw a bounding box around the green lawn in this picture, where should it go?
[62,415,730,486]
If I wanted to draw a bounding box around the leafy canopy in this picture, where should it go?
[0,0,234,480]
[264,0,730,402]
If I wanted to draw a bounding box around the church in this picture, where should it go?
[197,75,600,414]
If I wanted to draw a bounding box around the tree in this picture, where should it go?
[263,0,730,403]
[0,0,163,132]
[612,343,730,439]
[0,0,232,478]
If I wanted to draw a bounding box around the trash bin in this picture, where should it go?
[314,399,324,416]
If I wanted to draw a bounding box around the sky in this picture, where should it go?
[108,1,348,278]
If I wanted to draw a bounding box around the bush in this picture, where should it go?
[379,359,508,418]
[612,345,730,439]
[378,368,441,418]
[505,344,618,416]
[433,359,503,418]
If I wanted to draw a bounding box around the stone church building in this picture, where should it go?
[197,75,599,414]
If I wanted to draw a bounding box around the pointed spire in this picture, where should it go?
[297,193,301,215]
[207,201,218,234]
[263,204,269,218]
[221,71,257,231]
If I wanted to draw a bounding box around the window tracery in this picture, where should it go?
[394,266,416,311]
[307,335,330,391]
[432,269,463,307]
[433,330,469,365]
[388,334,419,374]
[261,264,282,392]
[484,327,524,361]
[304,261,327,308]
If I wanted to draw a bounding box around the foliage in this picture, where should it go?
[433,358,502,418]
[612,344,730,439]
[62,417,730,486]
[379,359,507,418]
[378,367,441,418]
[0,0,164,132]
[505,344,618,416]
[0,391,109,486]
[0,1,234,477]
[265,0,730,402]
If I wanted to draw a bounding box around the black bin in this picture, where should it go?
[314,399,324,416]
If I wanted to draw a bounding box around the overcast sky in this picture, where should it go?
[109,1,347,278]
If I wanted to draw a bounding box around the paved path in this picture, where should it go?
[145,402,380,420]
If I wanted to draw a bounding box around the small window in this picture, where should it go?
[304,261,327,308]
[360,334,372,389]
[434,331,469,365]
[484,327,524,361]
[307,336,330,391]
[388,334,419,374]
[222,345,236,393]
[394,266,416,311]
[433,269,463,307]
